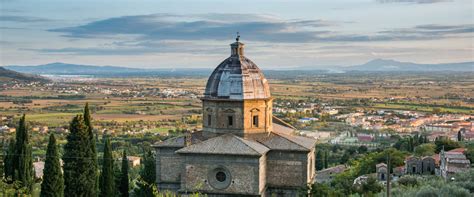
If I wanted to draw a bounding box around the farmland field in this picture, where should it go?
[1,72,473,128]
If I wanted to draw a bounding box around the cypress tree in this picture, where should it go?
[114,163,122,196]
[84,103,99,194]
[119,150,129,197]
[4,139,15,180]
[408,137,414,152]
[143,150,156,184]
[0,139,3,179]
[315,150,323,171]
[134,150,156,197]
[40,134,64,197]
[99,137,115,197]
[340,151,350,164]
[63,115,96,196]
[324,151,329,169]
[13,114,33,192]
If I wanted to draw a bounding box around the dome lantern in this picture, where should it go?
[231,32,244,56]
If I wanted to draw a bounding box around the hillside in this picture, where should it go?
[0,67,50,83]
[5,62,146,75]
[4,62,212,77]
[345,59,474,72]
[4,59,473,78]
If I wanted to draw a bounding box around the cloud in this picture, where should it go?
[0,15,52,23]
[22,40,227,55]
[378,24,474,38]
[49,13,472,45]
[415,24,473,31]
[36,13,473,56]
[49,13,336,43]
[375,0,452,4]
[0,26,28,30]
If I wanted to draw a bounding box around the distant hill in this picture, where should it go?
[0,67,50,82]
[344,59,474,72]
[4,59,473,77]
[4,62,214,77]
[5,62,146,75]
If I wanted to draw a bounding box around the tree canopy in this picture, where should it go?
[99,136,115,197]
[40,134,64,197]
[63,115,97,196]
[13,114,33,193]
[414,143,436,157]
[119,150,130,197]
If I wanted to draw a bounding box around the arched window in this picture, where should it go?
[228,116,233,127]
[250,108,260,128]
[253,115,259,127]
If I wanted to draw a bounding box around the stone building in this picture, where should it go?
[440,149,471,180]
[376,163,388,181]
[153,38,317,196]
[314,165,347,184]
[404,156,436,175]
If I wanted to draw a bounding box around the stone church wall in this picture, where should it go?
[202,100,244,135]
[202,99,273,136]
[180,154,263,196]
[265,150,308,188]
[243,99,272,134]
[307,148,316,182]
[156,147,183,191]
[259,154,267,194]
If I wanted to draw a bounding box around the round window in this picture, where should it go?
[208,166,231,190]
[216,171,226,182]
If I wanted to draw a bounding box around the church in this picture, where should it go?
[153,37,317,196]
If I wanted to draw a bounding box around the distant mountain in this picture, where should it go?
[344,59,474,72]
[5,62,146,75]
[0,67,50,82]
[4,59,473,77]
[4,62,213,77]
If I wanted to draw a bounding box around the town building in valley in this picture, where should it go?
[440,148,471,180]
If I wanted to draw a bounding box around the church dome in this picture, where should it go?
[204,39,271,100]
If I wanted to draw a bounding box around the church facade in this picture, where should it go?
[153,38,316,196]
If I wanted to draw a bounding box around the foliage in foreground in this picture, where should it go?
[388,174,472,197]
[119,150,130,197]
[40,134,64,197]
[63,115,97,196]
[13,115,34,193]
[99,136,115,197]
[132,149,156,197]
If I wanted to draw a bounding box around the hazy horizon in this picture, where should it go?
[1,0,473,69]
[3,58,474,71]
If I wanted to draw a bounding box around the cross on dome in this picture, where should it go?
[236,32,240,42]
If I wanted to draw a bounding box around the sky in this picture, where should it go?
[0,0,473,69]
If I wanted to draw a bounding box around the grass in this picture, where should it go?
[2,73,472,128]
[26,112,77,126]
[372,103,473,114]
[146,127,173,133]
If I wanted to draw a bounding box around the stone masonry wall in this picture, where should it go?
[266,150,308,188]
[156,147,183,191]
[181,154,263,196]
